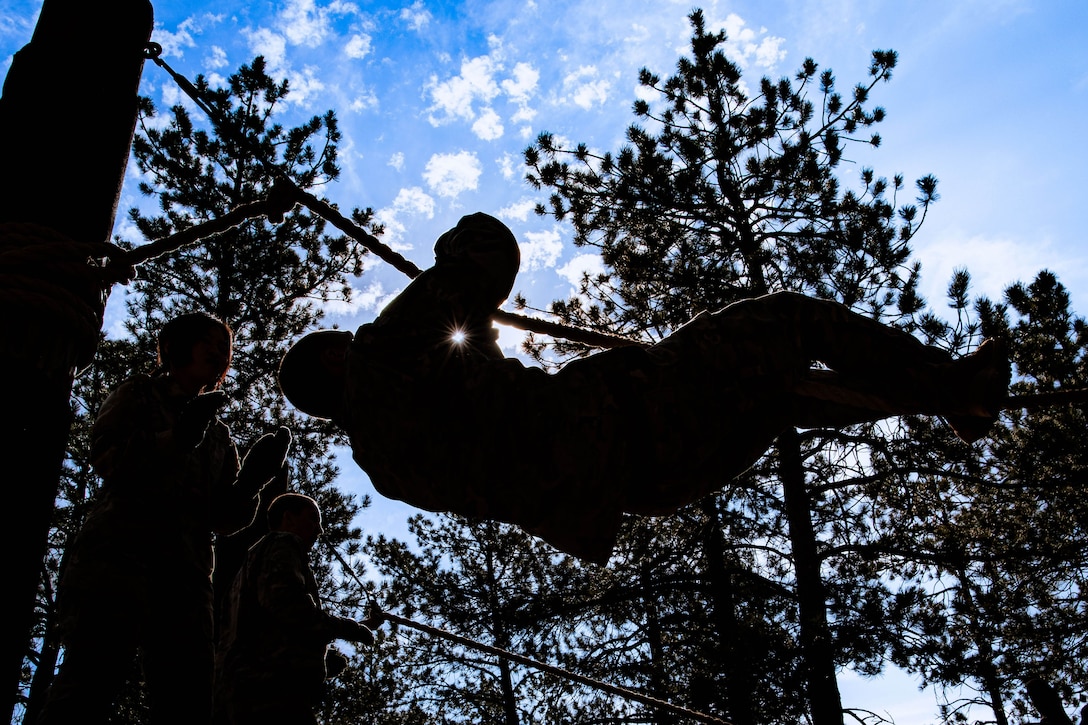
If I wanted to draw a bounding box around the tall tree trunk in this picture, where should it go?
[640,559,674,724]
[484,537,520,725]
[778,428,842,725]
[0,0,152,717]
[956,566,1010,725]
[699,498,755,725]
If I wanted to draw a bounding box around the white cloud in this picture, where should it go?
[510,106,537,125]
[373,187,437,250]
[391,186,436,217]
[278,0,334,47]
[399,0,432,32]
[348,89,379,111]
[244,26,288,68]
[504,62,539,128]
[571,79,610,109]
[472,107,504,140]
[204,45,228,70]
[520,228,565,271]
[244,0,359,73]
[710,12,786,71]
[752,35,786,68]
[324,279,388,316]
[558,253,606,288]
[497,152,521,180]
[498,198,538,222]
[152,14,221,60]
[502,62,539,104]
[422,151,482,198]
[425,51,538,137]
[562,66,611,110]
[388,152,405,171]
[345,33,372,59]
[284,65,326,105]
[427,55,501,123]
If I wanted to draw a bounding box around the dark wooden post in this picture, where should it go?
[0,0,152,717]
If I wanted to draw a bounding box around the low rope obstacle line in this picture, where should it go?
[383,612,732,725]
[323,543,730,724]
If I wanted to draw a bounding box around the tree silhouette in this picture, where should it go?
[524,8,940,724]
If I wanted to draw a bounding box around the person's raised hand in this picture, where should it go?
[237,426,293,494]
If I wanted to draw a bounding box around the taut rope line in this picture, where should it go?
[323,543,731,725]
[384,612,732,725]
[139,45,642,351]
[137,47,1088,401]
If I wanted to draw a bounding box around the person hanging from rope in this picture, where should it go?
[215,493,382,725]
[38,312,292,725]
[277,213,1010,564]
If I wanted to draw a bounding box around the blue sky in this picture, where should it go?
[4,1,1087,721]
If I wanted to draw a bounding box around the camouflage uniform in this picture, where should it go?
[39,374,257,725]
[216,531,371,725]
[341,213,983,564]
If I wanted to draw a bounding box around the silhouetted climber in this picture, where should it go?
[278,213,1010,563]
[39,312,291,725]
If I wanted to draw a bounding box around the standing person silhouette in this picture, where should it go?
[215,493,381,725]
[278,213,1009,563]
[39,312,291,725]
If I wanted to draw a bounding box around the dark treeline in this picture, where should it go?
[15,9,1087,725]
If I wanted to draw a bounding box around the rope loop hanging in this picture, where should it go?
[0,223,135,376]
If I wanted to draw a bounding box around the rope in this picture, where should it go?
[0,223,133,374]
[1007,387,1088,411]
[323,542,729,724]
[384,612,732,725]
[116,182,297,268]
[141,44,643,351]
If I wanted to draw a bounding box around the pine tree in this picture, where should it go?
[523,9,939,724]
[870,270,1088,722]
[365,515,615,724]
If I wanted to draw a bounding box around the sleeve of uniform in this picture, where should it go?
[90,375,177,481]
[257,535,372,644]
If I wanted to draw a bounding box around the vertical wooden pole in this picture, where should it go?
[0,0,153,717]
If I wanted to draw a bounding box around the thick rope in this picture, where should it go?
[141,46,1088,390]
[141,45,642,351]
[795,373,1088,416]
[1007,387,1088,411]
[0,223,134,375]
[118,185,297,268]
